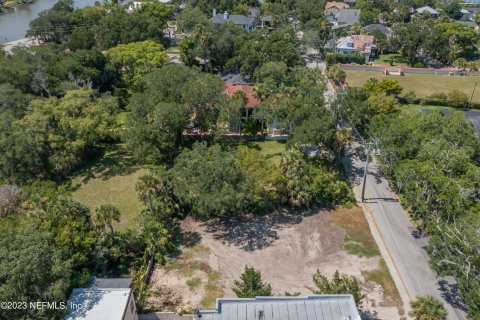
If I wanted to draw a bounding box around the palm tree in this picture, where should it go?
[136,174,159,213]
[333,128,353,167]
[409,295,447,320]
[94,204,121,237]
[448,43,462,64]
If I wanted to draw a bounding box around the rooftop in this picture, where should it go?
[363,24,391,36]
[65,288,132,320]
[211,13,254,26]
[91,277,132,289]
[325,1,350,11]
[416,6,439,14]
[196,295,361,320]
[224,83,260,108]
[332,9,360,27]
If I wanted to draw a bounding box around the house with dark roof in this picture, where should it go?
[211,11,255,31]
[363,24,391,37]
[326,9,360,28]
[196,295,361,320]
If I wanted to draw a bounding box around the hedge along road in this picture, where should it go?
[339,63,480,76]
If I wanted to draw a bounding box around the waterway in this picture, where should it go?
[0,0,97,44]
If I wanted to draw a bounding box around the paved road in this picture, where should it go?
[304,50,467,319]
[343,149,467,320]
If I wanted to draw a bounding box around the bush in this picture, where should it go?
[403,91,419,104]
[428,92,447,101]
[325,53,365,65]
[447,89,469,108]
[413,62,426,68]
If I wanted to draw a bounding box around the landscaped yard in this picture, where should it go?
[373,54,410,67]
[70,145,148,229]
[345,70,480,103]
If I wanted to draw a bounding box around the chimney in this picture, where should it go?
[213,8,216,16]
[224,11,229,20]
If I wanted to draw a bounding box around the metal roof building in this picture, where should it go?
[196,295,361,320]
[65,288,137,320]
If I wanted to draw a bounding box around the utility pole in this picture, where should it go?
[361,139,380,202]
[469,82,477,108]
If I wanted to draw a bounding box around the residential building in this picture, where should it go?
[211,11,255,31]
[66,288,138,320]
[325,1,350,12]
[363,24,391,37]
[65,278,137,320]
[326,9,360,28]
[224,82,260,121]
[415,6,439,18]
[196,295,361,320]
[335,35,376,62]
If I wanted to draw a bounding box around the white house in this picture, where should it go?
[335,35,375,62]
[415,6,439,18]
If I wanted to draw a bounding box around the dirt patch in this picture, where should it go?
[146,206,402,319]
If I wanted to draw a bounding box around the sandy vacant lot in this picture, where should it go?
[146,207,402,319]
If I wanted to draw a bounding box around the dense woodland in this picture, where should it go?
[1,0,479,318]
[0,0,356,318]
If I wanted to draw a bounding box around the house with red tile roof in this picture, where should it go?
[335,35,376,62]
[224,83,260,109]
[325,1,350,12]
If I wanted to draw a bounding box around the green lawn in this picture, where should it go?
[345,70,480,103]
[70,145,148,230]
[221,140,287,166]
[69,141,286,228]
[373,54,410,67]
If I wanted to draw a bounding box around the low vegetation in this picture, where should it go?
[344,71,480,104]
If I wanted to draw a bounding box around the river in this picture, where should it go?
[0,0,97,44]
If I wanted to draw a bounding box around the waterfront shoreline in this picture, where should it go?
[0,0,34,13]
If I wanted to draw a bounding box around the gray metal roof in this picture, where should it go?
[197,295,361,320]
[91,277,132,289]
[220,72,251,85]
[416,6,439,14]
[66,288,132,320]
[363,24,391,36]
[211,13,254,26]
[335,9,360,26]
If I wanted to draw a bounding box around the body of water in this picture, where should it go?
[0,0,97,44]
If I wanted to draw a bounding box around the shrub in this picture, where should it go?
[325,53,365,65]
[429,92,447,101]
[447,89,469,108]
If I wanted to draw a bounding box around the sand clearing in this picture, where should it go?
[146,207,402,319]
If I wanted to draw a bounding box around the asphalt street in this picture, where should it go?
[303,50,468,319]
[343,151,467,320]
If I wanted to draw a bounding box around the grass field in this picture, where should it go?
[373,54,410,67]
[345,70,480,103]
[70,145,148,229]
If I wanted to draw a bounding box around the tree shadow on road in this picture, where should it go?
[437,279,469,313]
